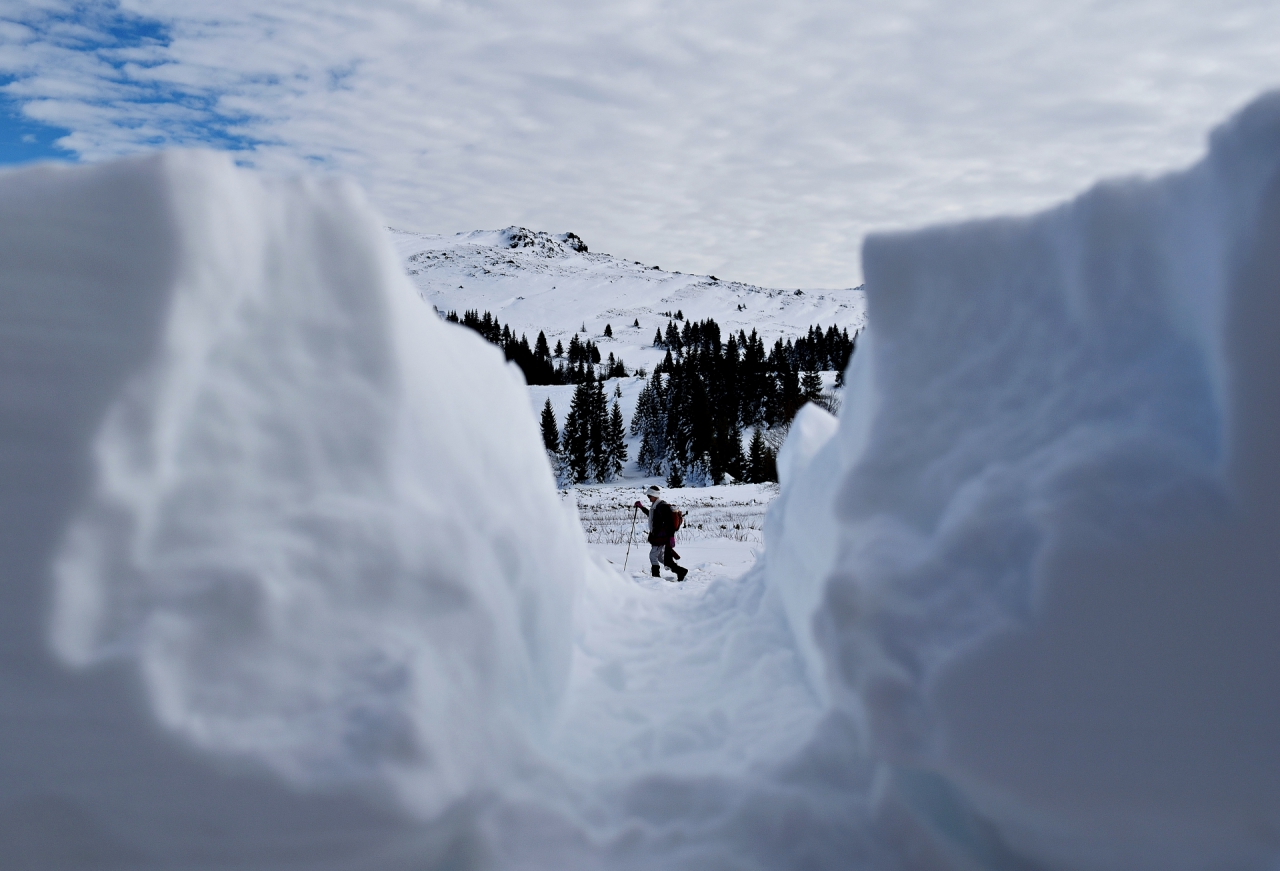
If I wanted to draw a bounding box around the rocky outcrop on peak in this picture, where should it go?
[496,227,588,256]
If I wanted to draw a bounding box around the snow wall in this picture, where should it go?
[0,151,589,867]
[4,93,1280,871]
[768,92,1280,869]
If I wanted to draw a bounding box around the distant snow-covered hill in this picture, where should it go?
[390,226,866,376]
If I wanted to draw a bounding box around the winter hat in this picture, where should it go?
[645,485,662,498]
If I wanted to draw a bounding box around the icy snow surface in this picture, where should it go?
[5,91,1280,870]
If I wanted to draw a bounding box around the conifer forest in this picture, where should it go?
[448,309,857,486]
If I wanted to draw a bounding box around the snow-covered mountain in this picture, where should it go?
[390,226,866,375]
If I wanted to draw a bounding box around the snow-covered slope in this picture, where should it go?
[390,226,866,375]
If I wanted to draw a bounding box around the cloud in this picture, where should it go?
[3,0,1280,286]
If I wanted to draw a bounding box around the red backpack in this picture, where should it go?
[671,508,683,532]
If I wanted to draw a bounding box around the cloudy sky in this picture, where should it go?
[2,1,1279,287]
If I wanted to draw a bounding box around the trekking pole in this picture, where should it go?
[623,505,639,571]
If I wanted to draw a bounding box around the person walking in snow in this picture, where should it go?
[634,485,688,581]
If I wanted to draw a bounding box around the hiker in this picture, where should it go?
[634,485,688,581]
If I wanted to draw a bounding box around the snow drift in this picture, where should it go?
[0,151,587,866]
[5,92,1280,871]
[769,93,1280,869]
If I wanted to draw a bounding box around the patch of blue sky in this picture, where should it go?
[107,84,264,154]
[1,3,263,163]
[2,3,170,71]
[0,92,72,166]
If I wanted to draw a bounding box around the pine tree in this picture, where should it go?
[588,376,612,482]
[834,329,856,387]
[634,371,667,475]
[535,331,550,360]
[663,362,700,478]
[775,366,803,425]
[653,328,663,347]
[665,321,681,352]
[606,400,627,480]
[554,339,564,358]
[604,323,613,338]
[632,375,653,437]
[719,414,746,483]
[633,318,641,328]
[747,428,764,482]
[539,398,559,453]
[746,428,777,483]
[561,381,593,484]
[801,369,823,404]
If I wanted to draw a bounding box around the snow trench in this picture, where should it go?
[3,92,1280,869]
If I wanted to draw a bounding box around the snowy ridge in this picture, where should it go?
[391,225,867,377]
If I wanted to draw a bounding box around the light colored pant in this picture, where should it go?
[649,544,666,567]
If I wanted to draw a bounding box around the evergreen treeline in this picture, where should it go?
[540,379,627,485]
[443,309,628,385]
[492,308,857,488]
[654,318,855,383]
[633,317,857,486]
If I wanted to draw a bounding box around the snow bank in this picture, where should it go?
[767,93,1280,868]
[0,151,585,864]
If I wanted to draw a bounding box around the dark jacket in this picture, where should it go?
[642,499,675,545]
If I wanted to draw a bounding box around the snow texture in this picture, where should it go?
[766,92,1280,869]
[0,151,590,865]
[5,90,1280,870]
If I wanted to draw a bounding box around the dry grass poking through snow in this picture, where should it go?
[563,483,778,546]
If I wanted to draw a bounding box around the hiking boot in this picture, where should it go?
[674,565,688,582]
[651,565,661,578]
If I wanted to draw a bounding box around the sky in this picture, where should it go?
[2,1,1279,288]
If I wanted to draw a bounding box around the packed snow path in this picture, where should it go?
[548,486,822,783]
